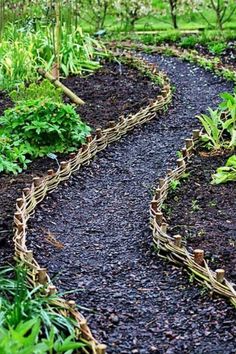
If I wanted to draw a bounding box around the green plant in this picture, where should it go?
[208,41,227,55]
[180,171,190,180]
[221,68,236,82]
[197,91,236,150]
[0,99,91,173]
[191,199,201,212]
[180,35,198,49]
[0,320,85,354]
[211,154,236,184]
[170,179,181,190]
[197,108,223,150]
[176,150,183,158]
[0,136,32,174]
[0,265,86,353]
[0,24,105,90]
[219,91,236,147]
[9,80,63,103]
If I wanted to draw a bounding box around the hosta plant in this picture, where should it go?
[212,155,236,184]
[197,91,236,150]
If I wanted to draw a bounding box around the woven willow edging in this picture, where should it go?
[13,53,172,353]
[109,41,236,83]
[150,130,236,308]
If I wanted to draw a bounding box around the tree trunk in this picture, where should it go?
[169,0,178,29]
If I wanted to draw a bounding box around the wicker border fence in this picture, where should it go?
[108,41,236,83]
[150,130,236,307]
[12,52,172,353]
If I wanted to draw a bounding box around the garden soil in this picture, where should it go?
[165,151,236,284]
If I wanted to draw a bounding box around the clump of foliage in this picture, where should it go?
[9,80,63,103]
[0,24,104,90]
[197,91,236,150]
[0,137,31,174]
[198,91,236,185]
[207,41,227,55]
[0,99,91,174]
[212,155,236,184]
[0,265,87,353]
[180,35,199,49]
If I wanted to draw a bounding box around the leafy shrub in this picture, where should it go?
[9,80,63,103]
[156,30,182,45]
[180,36,198,49]
[0,318,85,354]
[208,42,227,56]
[212,155,236,184]
[0,99,91,173]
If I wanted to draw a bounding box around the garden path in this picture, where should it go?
[28,55,236,353]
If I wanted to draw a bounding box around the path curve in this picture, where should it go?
[28,55,236,353]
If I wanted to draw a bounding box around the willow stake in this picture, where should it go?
[37,68,85,105]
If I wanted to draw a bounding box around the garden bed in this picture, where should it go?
[194,41,236,68]
[0,60,162,267]
[164,150,236,284]
[63,61,161,129]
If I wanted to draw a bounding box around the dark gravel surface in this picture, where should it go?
[26,55,236,353]
[165,151,236,284]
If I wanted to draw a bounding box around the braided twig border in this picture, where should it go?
[149,130,236,307]
[13,52,172,353]
[109,41,236,83]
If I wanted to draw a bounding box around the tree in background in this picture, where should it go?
[164,0,194,29]
[114,0,152,31]
[76,0,114,32]
[193,0,236,30]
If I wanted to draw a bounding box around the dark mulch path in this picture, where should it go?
[0,62,160,266]
[62,61,161,129]
[164,151,236,284]
[26,56,236,353]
